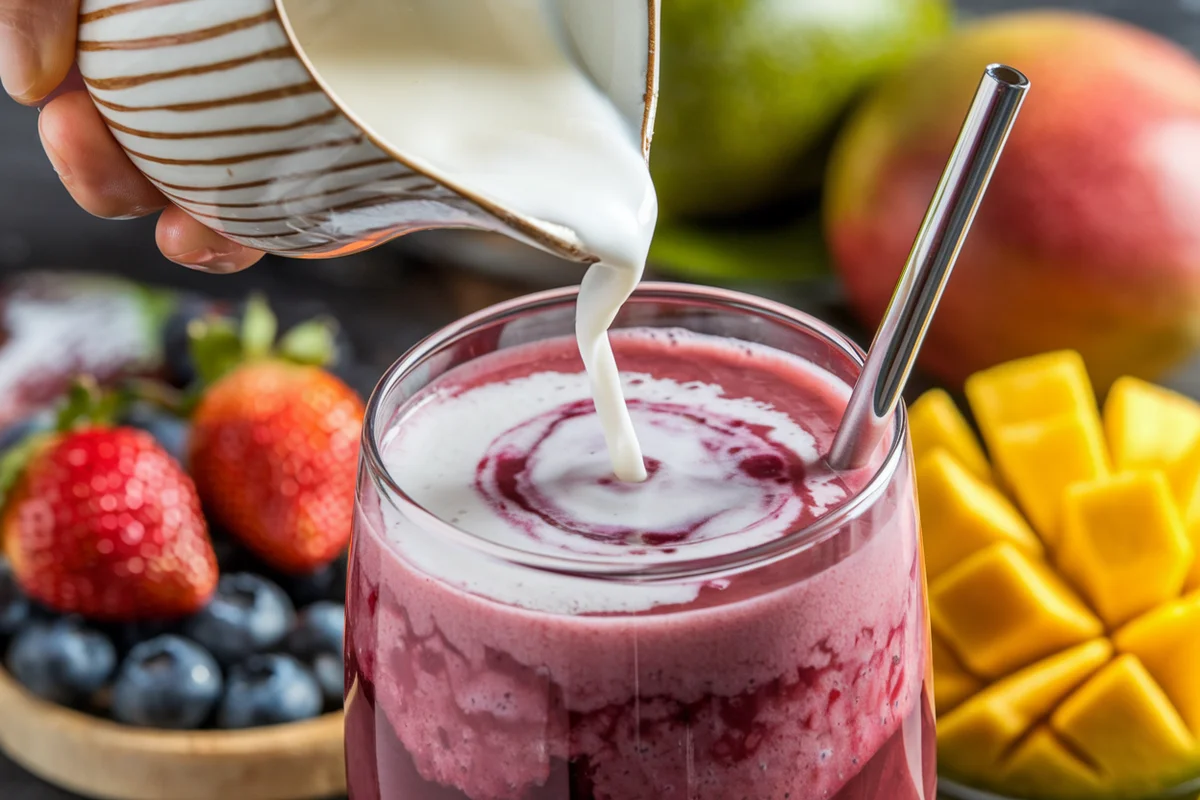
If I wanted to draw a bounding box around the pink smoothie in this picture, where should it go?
[346,329,934,800]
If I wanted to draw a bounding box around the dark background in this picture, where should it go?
[1,0,1198,798]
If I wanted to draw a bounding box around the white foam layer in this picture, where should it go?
[379,331,853,614]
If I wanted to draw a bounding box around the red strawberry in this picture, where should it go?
[187,297,363,574]
[2,426,218,620]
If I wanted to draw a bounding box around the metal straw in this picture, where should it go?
[828,63,1030,470]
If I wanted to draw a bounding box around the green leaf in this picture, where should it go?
[277,318,338,367]
[132,284,178,362]
[240,293,278,359]
[55,377,125,431]
[188,317,245,386]
[649,213,832,284]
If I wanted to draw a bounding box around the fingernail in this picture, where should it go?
[38,120,72,183]
[169,248,242,274]
[0,24,37,101]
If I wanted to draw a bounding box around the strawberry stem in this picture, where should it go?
[187,295,339,388]
[57,377,124,431]
[240,293,278,359]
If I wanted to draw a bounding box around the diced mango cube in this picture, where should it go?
[916,449,1042,580]
[998,727,1108,800]
[988,414,1109,543]
[1165,442,1200,590]
[939,639,1112,778]
[909,389,992,482]
[1114,593,1200,734]
[931,543,1103,679]
[1056,472,1193,628]
[965,350,1097,449]
[933,632,984,713]
[1104,376,1200,473]
[1052,654,1196,790]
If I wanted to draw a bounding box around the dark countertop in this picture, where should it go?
[3,0,1200,798]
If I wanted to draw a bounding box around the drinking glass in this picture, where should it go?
[344,283,936,800]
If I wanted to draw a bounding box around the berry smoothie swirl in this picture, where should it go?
[476,398,830,551]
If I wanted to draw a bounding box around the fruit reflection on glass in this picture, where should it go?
[0,297,359,733]
[916,351,1200,799]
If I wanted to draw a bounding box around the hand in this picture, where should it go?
[0,0,263,272]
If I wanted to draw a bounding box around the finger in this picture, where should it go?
[0,0,81,104]
[39,90,167,219]
[157,205,265,274]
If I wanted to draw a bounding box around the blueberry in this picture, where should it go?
[122,404,190,465]
[312,652,343,709]
[0,560,31,638]
[110,635,222,729]
[217,654,323,729]
[5,619,116,705]
[286,602,344,660]
[276,555,347,607]
[184,574,294,665]
[104,618,182,657]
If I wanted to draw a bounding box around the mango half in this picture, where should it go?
[914,352,1200,799]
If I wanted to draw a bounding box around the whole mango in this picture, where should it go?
[826,11,1200,394]
[652,0,951,220]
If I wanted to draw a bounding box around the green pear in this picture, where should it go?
[651,0,952,220]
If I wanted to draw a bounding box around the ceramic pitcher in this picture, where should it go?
[75,0,660,262]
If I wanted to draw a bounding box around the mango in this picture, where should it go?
[909,389,992,482]
[939,639,1111,789]
[930,543,1102,680]
[915,449,1040,581]
[1052,655,1196,793]
[999,728,1107,800]
[826,11,1200,393]
[653,0,951,219]
[911,352,1200,798]
[1114,594,1200,734]
[932,632,983,713]
[987,414,1109,544]
[1057,472,1192,628]
[965,352,1110,540]
[1103,377,1200,473]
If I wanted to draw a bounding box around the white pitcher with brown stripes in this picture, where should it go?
[76,0,660,262]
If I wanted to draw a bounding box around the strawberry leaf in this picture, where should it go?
[277,318,337,367]
[56,377,124,431]
[241,293,278,359]
[188,317,244,386]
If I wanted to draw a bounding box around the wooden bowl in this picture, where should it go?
[0,667,346,800]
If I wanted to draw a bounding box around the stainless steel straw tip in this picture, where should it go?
[986,63,1030,88]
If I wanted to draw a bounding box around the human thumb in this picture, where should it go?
[0,0,81,104]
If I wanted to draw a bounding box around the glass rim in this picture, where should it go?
[361,281,909,582]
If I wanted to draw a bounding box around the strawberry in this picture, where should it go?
[187,297,363,574]
[1,384,217,620]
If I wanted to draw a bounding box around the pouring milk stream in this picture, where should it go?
[286,0,657,481]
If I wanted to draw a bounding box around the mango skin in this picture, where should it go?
[652,0,952,219]
[825,11,1200,393]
